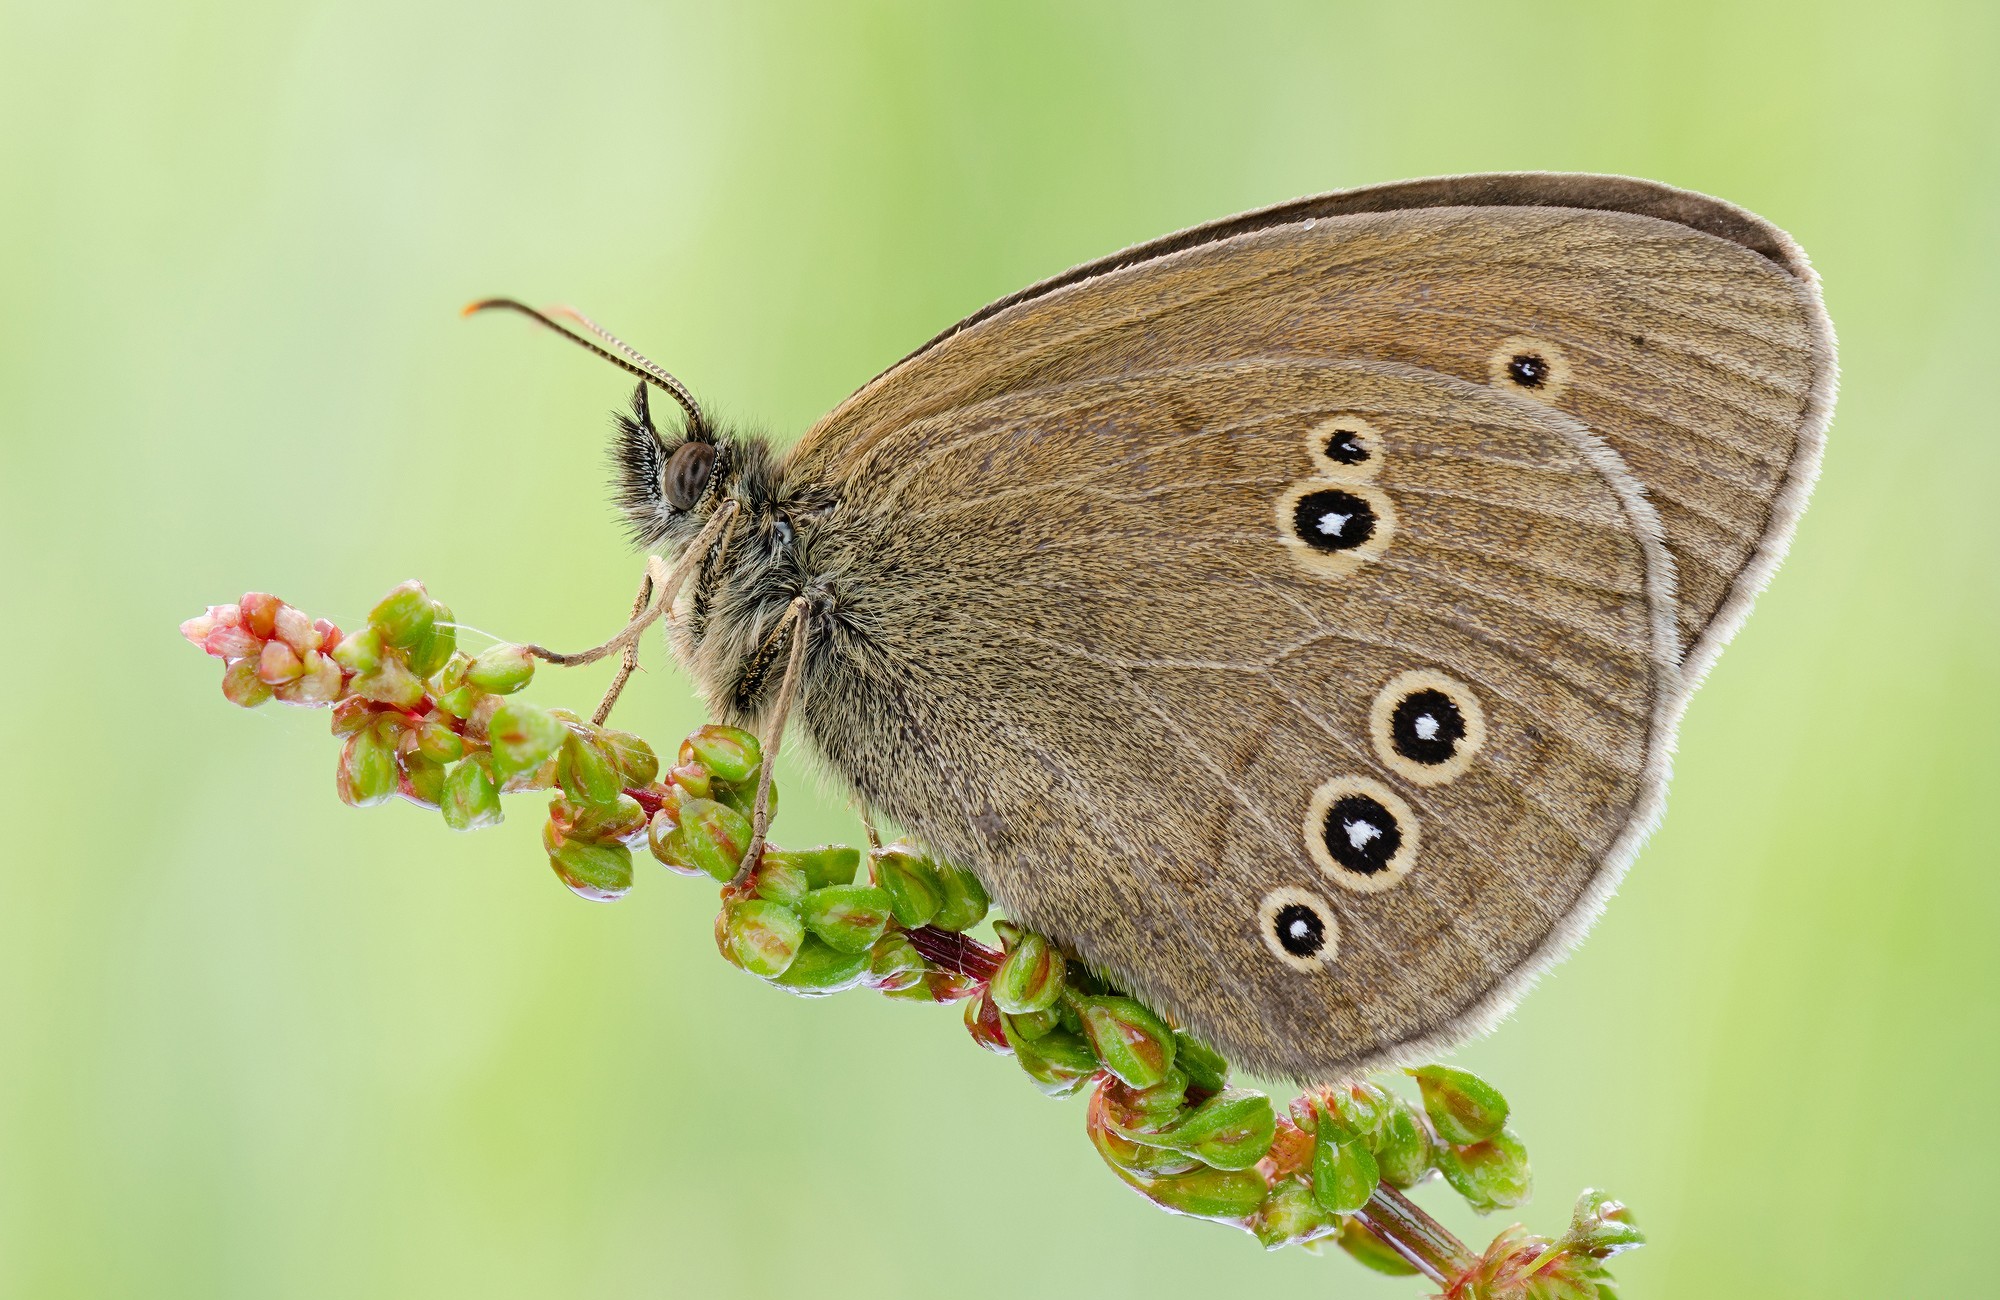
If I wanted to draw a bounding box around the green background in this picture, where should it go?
[3,2,1994,1296]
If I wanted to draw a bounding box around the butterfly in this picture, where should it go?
[477,172,1835,1082]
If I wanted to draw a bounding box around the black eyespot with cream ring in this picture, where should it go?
[1303,416,1383,481]
[1369,669,1488,786]
[1304,776,1419,892]
[1258,887,1340,972]
[1506,353,1550,388]
[1292,489,1376,552]
[1486,335,1572,403]
[664,441,717,511]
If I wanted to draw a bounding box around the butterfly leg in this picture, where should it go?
[731,595,813,886]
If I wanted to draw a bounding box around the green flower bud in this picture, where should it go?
[487,700,567,782]
[1435,1126,1531,1213]
[990,930,1067,1015]
[667,761,713,800]
[466,643,535,695]
[440,755,503,831]
[722,898,805,977]
[256,638,305,685]
[431,683,478,720]
[221,658,274,708]
[870,846,942,928]
[1002,1017,1099,1092]
[1251,1176,1339,1251]
[401,752,446,809]
[558,730,626,809]
[1173,1032,1230,1095]
[406,603,456,679]
[559,792,648,846]
[598,729,659,786]
[1327,1080,1391,1137]
[770,934,870,996]
[798,884,893,954]
[871,932,932,994]
[546,832,633,902]
[1334,1217,1419,1276]
[776,845,860,891]
[1091,1117,1204,1178]
[347,656,426,711]
[1137,1165,1269,1222]
[331,625,383,676]
[674,797,754,882]
[1076,995,1177,1089]
[646,810,704,877]
[683,724,762,784]
[1563,1188,1644,1259]
[1311,1121,1380,1214]
[963,991,1011,1052]
[434,651,470,695]
[1003,1006,1061,1042]
[710,773,777,823]
[743,853,812,905]
[1118,1068,1192,1124]
[928,859,989,932]
[1371,1095,1435,1189]
[367,580,434,648]
[414,719,464,764]
[1410,1064,1509,1146]
[1161,1088,1277,1171]
[336,729,397,807]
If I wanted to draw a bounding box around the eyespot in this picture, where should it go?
[1275,481,1396,577]
[664,441,717,511]
[1304,776,1419,893]
[1487,335,1572,403]
[1304,416,1383,480]
[1369,669,1488,786]
[1258,887,1340,971]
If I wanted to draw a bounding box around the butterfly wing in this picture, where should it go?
[792,173,1835,693]
[797,358,1678,1079]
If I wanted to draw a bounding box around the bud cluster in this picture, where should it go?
[184,580,1642,1297]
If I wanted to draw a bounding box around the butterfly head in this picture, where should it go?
[610,381,785,552]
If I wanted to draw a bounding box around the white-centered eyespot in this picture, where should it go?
[1275,480,1397,578]
[1369,668,1488,787]
[1259,886,1340,972]
[1304,415,1383,481]
[1304,775,1419,893]
[1487,334,1573,404]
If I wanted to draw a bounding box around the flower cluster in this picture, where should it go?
[183,580,1643,1298]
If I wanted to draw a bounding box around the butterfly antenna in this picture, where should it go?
[462,297,706,435]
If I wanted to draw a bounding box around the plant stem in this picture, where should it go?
[1354,1183,1476,1286]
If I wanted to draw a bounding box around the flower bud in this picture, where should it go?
[1161,1088,1278,1171]
[1310,1122,1380,1215]
[1410,1064,1509,1146]
[1333,1217,1419,1276]
[1076,995,1177,1089]
[1251,1177,1339,1250]
[440,755,503,831]
[221,658,274,707]
[487,700,567,781]
[180,604,234,647]
[367,579,434,648]
[1562,1188,1644,1259]
[466,643,536,695]
[272,603,317,656]
[683,724,762,783]
[1002,1017,1099,1092]
[402,602,454,679]
[1371,1095,1435,1189]
[598,729,659,786]
[348,656,426,711]
[431,683,478,721]
[1327,1079,1391,1137]
[282,650,344,706]
[928,859,990,932]
[239,591,283,638]
[769,934,870,996]
[645,810,703,876]
[560,792,648,846]
[870,932,931,994]
[206,624,263,661]
[990,930,1067,1014]
[1119,1067,1192,1124]
[330,697,372,736]
[798,884,894,954]
[434,651,470,695]
[776,845,859,890]
[1136,1165,1269,1222]
[709,774,776,823]
[312,618,342,654]
[330,625,384,676]
[1173,1032,1230,1095]
[256,639,305,685]
[743,852,812,905]
[415,719,464,764]
[336,729,398,807]
[674,797,754,882]
[721,898,805,977]
[400,752,446,809]
[1435,1126,1531,1213]
[870,846,942,928]
[964,991,1011,1052]
[558,730,626,809]
[546,833,633,902]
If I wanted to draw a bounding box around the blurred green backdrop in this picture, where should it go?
[3,2,1995,1296]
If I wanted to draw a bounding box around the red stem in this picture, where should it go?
[905,926,1003,981]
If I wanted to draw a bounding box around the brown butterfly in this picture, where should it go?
[476,172,1835,1082]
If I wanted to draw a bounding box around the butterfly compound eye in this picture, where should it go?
[664,441,717,511]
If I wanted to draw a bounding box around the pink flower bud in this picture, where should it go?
[205,625,262,660]
[256,639,305,685]
[273,604,317,656]
[239,592,282,639]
